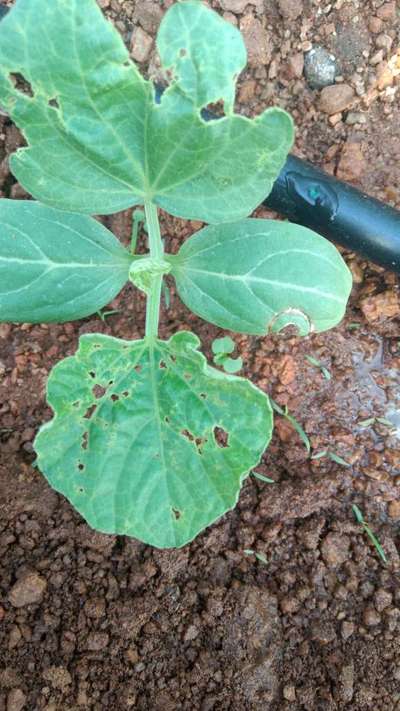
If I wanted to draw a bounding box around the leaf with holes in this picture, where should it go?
[0,0,293,220]
[169,219,352,334]
[34,331,273,548]
[0,200,132,322]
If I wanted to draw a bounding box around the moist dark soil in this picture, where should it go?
[0,0,400,709]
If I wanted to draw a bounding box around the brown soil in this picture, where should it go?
[1,1,400,709]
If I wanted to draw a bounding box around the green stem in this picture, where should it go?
[144,201,164,340]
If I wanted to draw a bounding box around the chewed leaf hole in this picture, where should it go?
[181,429,195,442]
[83,404,97,420]
[179,48,187,57]
[77,463,85,472]
[159,360,167,369]
[89,371,96,379]
[92,384,106,399]
[9,72,34,97]
[134,365,141,373]
[72,401,80,408]
[81,432,88,451]
[165,416,170,424]
[172,508,181,520]
[122,391,130,397]
[214,426,229,448]
[184,373,192,380]
[200,393,207,400]
[110,394,119,402]
[48,97,60,109]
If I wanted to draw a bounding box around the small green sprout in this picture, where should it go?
[252,471,275,484]
[211,336,243,373]
[359,416,396,431]
[130,209,147,253]
[244,549,268,564]
[311,450,351,467]
[352,504,388,564]
[270,398,311,453]
[305,354,331,380]
[97,308,121,322]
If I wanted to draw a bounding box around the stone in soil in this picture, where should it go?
[6,689,26,711]
[277,0,303,20]
[130,26,153,63]
[8,572,47,608]
[304,47,337,89]
[239,14,271,68]
[319,84,355,114]
[321,532,350,567]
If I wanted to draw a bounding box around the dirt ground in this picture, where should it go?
[1,0,400,709]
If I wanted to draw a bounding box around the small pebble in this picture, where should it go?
[319,84,354,114]
[304,46,337,88]
[8,573,47,608]
[7,689,26,711]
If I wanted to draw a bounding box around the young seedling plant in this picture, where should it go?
[0,0,352,548]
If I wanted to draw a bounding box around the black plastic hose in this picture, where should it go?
[0,4,399,272]
[265,155,400,273]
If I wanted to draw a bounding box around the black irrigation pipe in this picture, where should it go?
[1,3,399,273]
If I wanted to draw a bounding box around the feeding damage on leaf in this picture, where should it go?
[0,0,353,549]
[34,331,273,548]
[0,0,293,222]
[170,219,352,335]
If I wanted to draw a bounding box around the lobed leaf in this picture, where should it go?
[0,0,293,221]
[169,219,352,335]
[34,331,273,548]
[0,200,132,323]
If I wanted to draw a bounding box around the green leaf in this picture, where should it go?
[0,0,293,221]
[34,331,273,548]
[219,356,243,374]
[170,219,352,335]
[0,200,131,323]
[212,336,236,355]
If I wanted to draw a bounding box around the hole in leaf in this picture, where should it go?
[89,371,96,379]
[78,487,85,493]
[48,97,59,109]
[122,391,130,397]
[92,384,106,399]
[179,48,187,57]
[170,355,177,363]
[81,432,88,451]
[183,373,191,380]
[214,426,229,449]
[165,416,170,424]
[108,380,114,385]
[111,394,119,402]
[134,365,141,373]
[83,404,97,420]
[200,393,207,400]
[181,429,195,442]
[202,99,225,120]
[172,508,181,520]
[77,463,85,472]
[72,401,80,408]
[9,72,34,97]
[195,436,207,454]
[159,360,167,369]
